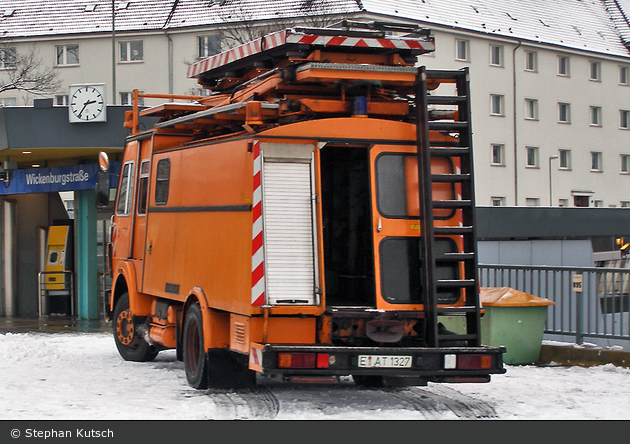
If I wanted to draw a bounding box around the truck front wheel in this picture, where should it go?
[183,302,209,389]
[113,293,159,362]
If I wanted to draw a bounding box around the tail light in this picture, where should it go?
[278,353,331,369]
[457,354,493,370]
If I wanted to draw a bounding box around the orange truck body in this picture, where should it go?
[100,21,505,388]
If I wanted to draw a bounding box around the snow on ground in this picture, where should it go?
[1,331,629,421]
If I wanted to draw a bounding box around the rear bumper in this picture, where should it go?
[250,343,506,382]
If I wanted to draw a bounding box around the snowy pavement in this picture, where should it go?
[1,331,629,421]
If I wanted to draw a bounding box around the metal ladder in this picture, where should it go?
[415,66,482,347]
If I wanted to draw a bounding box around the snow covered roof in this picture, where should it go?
[0,0,629,58]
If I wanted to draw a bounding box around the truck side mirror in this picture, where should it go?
[96,152,110,208]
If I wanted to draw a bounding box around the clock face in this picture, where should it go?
[70,86,105,122]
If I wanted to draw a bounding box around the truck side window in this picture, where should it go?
[116,161,134,216]
[137,160,150,215]
[155,158,170,205]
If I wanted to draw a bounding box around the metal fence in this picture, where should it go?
[478,264,630,347]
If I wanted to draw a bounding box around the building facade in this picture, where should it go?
[0,0,629,207]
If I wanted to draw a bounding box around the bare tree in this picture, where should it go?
[0,44,61,96]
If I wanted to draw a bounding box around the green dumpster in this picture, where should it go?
[480,287,555,365]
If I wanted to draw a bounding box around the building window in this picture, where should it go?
[198,35,222,58]
[559,199,569,207]
[589,61,601,81]
[621,110,630,129]
[590,106,602,126]
[558,55,570,76]
[591,151,603,172]
[56,44,79,66]
[621,154,630,174]
[558,102,571,123]
[120,91,145,107]
[525,98,538,120]
[621,201,630,208]
[491,143,505,165]
[490,94,504,116]
[490,44,503,67]
[559,149,571,170]
[55,95,68,106]
[620,66,629,85]
[0,46,16,69]
[455,39,469,61]
[120,40,143,62]
[525,198,540,206]
[594,200,604,208]
[525,50,537,72]
[491,197,506,206]
[0,97,17,107]
[526,146,539,168]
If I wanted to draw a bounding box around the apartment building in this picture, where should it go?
[1,0,629,207]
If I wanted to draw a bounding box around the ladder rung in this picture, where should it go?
[432,199,472,209]
[429,121,469,131]
[436,252,475,262]
[431,173,471,183]
[437,306,479,314]
[434,226,474,235]
[429,147,470,156]
[437,279,477,288]
[427,96,467,105]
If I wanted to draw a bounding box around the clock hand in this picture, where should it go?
[77,100,97,118]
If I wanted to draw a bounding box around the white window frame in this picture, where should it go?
[55,44,79,66]
[558,55,570,76]
[620,66,629,86]
[198,35,222,58]
[0,46,16,69]
[525,98,538,120]
[491,143,505,166]
[590,106,602,127]
[591,151,603,172]
[621,201,630,208]
[620,110,630,129]
[119,40,144,63]
[525,197,540,207]
[491,197,506,206]
[559,199,569,207]
[55,95,68,106]
[559,149,571,170]
[120,91,145,107]
[524,50,538,72]
[490,94,504,116]
[0,97,17,107]
[526,146,539,168]
[589,61,602,81]
[621,154,630,174]
[558,102,571,123]
[490,44,503,67]
[455,39,469,61]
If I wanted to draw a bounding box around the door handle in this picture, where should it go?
[377,217,382,233]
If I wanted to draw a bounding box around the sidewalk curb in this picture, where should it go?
[539,344,630,368]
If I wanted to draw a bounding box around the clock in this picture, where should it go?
[69,84,107,123]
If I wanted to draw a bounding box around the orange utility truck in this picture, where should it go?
[97,21,506,389]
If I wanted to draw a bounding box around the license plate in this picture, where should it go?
[358,355,412,368]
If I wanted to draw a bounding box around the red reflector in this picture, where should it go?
[317,353,329,368]
[457,354,493,370]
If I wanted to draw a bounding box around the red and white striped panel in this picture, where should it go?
[285,33,435,52]
[188,28,434,79]
[251,140,266,307]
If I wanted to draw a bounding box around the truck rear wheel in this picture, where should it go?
[183,302,209,389]
[113,293,159,362]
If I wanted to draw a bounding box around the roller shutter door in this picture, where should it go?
[262,157,317,305]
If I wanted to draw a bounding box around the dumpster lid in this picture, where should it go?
[480,287,555,307]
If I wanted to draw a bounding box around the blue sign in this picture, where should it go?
[0,162,121,195]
